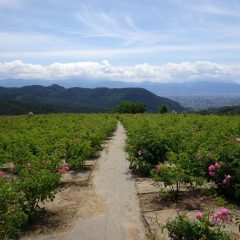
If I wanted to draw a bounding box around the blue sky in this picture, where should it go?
[0,0,240,82]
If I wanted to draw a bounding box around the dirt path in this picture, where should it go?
[66,122,145,240]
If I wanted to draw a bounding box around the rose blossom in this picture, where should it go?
[223,175,232,184]
[63,165,70,171]
[213,208,231,224]
[195,211,203,219]
[214,162,220,169]
[63,163,70,171]
[209,171,215,177]
[171,233,178,239]
[208,164,215,172]
[58,168,66,174]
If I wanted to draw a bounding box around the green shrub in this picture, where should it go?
[116,101,146,114]
[0,114,117,238]
[157,104,168,113]
[163,209,236,240]
[121,114,240,200]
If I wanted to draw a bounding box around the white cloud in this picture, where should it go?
[76,10,168,47]
[0,60,240,83]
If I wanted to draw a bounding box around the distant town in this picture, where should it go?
[171,95,240,110]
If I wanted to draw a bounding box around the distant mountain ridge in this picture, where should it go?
[0,85,185,115]
[0,79,239,96]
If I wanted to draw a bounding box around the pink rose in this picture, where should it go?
[209,171,215,177]
[195,211,203,219]
[226,175,231,180]
[220,208,229,216]
[171,233,178,239]
[0,171,4,177]
[213,208,231,224]
[63,163,70,171]
[223,175,232,184]
[64,166,70,171]
[208,164,215,172]
[214,162,220,169]
[58,168,66,174]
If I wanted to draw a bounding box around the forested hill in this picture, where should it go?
[0,84,185,115]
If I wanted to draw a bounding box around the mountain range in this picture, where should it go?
[0,79,239,96]
[0,85,185,115]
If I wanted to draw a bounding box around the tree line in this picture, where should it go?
[115,101,169,114]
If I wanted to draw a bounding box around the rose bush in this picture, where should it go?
[121,114,240,200]
[163,208,239,240]
[0,114,117,238]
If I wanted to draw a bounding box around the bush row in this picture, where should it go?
[121,114,240,201]
[0,114,117,239]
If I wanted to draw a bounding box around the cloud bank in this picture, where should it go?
[0,60,240,83]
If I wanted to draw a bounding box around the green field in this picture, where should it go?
[121,114,240,200]
[0,113,239,238]
[0,114,116,239]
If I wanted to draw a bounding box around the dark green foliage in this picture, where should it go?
[157,104,168,113]
[0,98,104,115]
[0,85,185,115]
[0,179,28,239]
[116,101,146,114]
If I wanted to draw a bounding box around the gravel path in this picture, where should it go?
[66,122,146,240]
